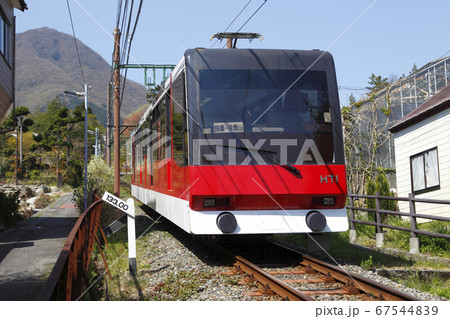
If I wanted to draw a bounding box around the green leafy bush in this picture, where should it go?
[384,218,449,256]
[366,172,396,211]
[354,211,376,239]
[418,222,450,256]
[383,216,410,250]
[0,190,23,228]
[72,156,114,211]
[66,158,84,188]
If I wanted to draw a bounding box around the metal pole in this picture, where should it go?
[19,116,23,178]
[15,128,18,184]
[95,127,98,157]
[84,83,88,211]
[113,28,121,197]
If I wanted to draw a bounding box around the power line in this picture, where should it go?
[437,49,450,60]
[66,0,86,84]
[211,0,253,48]
[116,0,123,29]
[120,0,144,106]
[236,0,267,33]
[221,0,268,48]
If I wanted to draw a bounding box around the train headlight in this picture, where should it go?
[322,197,335,206]
[203,198,216,207]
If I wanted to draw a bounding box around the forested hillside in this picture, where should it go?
[15,27,148,123]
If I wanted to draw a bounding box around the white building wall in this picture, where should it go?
[394,107,450,219]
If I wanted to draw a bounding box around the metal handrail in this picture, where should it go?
[37,194,103,301]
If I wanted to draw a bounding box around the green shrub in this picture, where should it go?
[366,172,396,211]
[418,221,450,256]
[354,211,376,239]
[365,179,376,209]
[72,156,114,211]
[66,158,84,188]
[0,190,23,228]
[384,216,410,250]
[384,218,449,256]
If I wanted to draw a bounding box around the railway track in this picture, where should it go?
[115,181,421,301]
[120,179,131,193]
[217,240,420,301]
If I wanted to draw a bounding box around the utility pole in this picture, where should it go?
[106,82,112,166]
[113,28,121,197]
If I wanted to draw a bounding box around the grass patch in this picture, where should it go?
[148,270,212,301]
[394,272,450,299]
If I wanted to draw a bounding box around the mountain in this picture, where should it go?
[15,27,149,124]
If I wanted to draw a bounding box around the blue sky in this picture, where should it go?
[16,0,450,106]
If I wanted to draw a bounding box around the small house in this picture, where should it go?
[390,84,450,219]
[0,0,27,121]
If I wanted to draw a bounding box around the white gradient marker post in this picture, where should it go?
[102,191,137,276]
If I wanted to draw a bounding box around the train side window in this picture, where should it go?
[172,71,188,166]
[158,100,166,161]
[151,109,157,163]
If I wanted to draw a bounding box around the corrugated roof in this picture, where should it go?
[390,83,450,133]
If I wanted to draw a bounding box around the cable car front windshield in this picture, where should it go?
[193,69,338,166]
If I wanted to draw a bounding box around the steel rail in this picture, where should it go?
[234,255,314,301]
[275,243,421,301]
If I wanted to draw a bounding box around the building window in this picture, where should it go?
[0,11,10,64]
[410,147,440,194]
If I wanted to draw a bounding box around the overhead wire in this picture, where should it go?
[211,0,253,48]
[115,0,123,30]
[252,0,380,125]
[121,0,134,81]
[120,0,143,107]
[119,0,130,65]
[236,0,267,33]
[66,0,86,84]
[221,0,268,48]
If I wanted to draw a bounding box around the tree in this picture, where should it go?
[2,107,34,179]
[31,98,71,184]
[409,63,418,74]
[122,104,147,138]
[348,93,357,106]
[366,73,389,94]
[30,97,103,186]
[146,83,163,104]
[343,74,393,194]
[3,106,34,132]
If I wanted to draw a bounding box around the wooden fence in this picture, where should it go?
[347,192,450,253]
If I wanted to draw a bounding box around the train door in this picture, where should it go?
[170,71,188,194]
[166,91,173,191]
